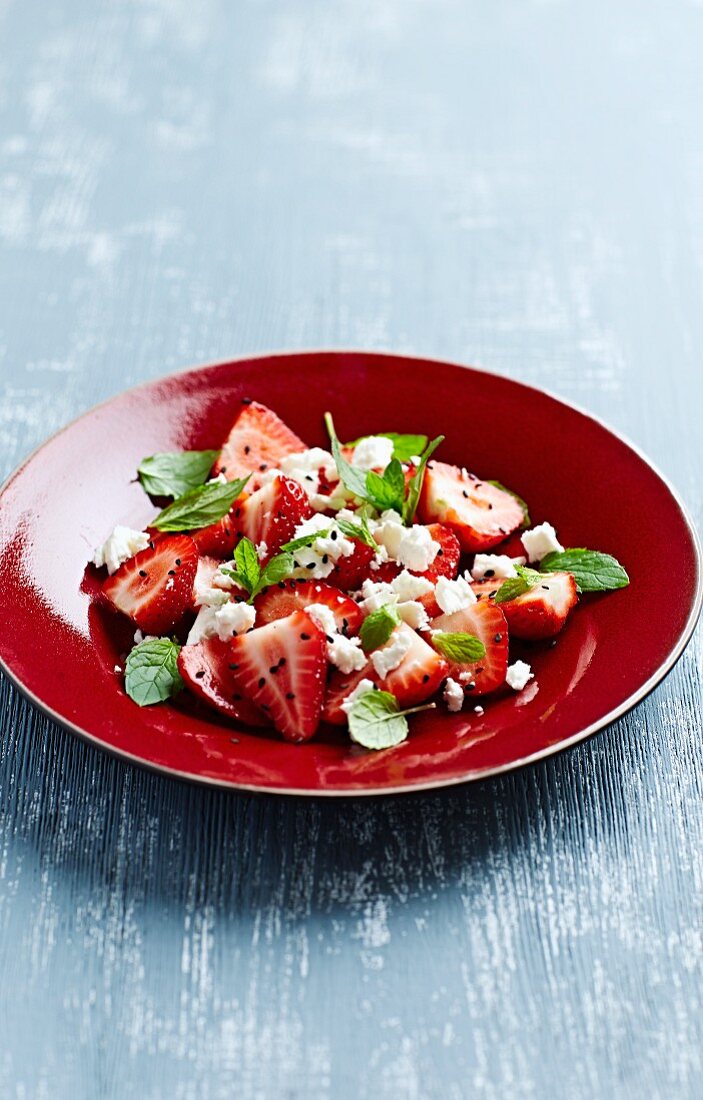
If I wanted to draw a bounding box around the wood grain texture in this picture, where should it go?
[1,0,702,1096]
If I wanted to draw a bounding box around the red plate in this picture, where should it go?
[0,351,700,795]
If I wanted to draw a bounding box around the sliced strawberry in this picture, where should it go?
[419,461,524,552]
[239,476,314,560]
[473,571,578,640]
[229,610,326,742]
[177,638,267,726]
[430,600,509,696]
[193,555,221,603]
[190,494,248,558]
[255,579,363,634]
[103,534,198,635]
[323,624,447,724]
[328,539,376,590]
[213,400,306,489]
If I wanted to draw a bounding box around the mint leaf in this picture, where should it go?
[347,690,436,750]
[234,537,261,593]
[487,480,531,527]
[138,450,220,499]
[281,530,330,553]
[336,516,378,549]
[124,638,183,706]
[494,565,542,604]
[345,433,428,463]
[366,458,405,515]
[152,476,249,532]
[539,549,629,592]
[324,412,370,500]
[403,436,445,524]
[431,632,486,663]
[360,605,401,653]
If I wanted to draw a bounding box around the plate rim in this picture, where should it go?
[1,347,701,797]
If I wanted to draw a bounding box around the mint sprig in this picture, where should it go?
[220,536,293,603]
[431,632,486,663]
[539,549,629,592]
[348,690,436,750]
[125,638,183,706]
[138,450,220,499]
[402,435,444,524]
[152,476,249,532]
[366,458,405,514]
[494,565,542,604]
[359,605,401,653]
[335,515,378,549]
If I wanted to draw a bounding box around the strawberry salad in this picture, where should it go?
[91,400,629,750]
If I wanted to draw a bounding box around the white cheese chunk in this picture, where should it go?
[521,522,563,563]
[370,626,413,678]
[443,677,465,713]
[435,573,476,614]
[505,660,534,691]
[214,600,256,640]
[471,553,526,580]
[340,678,377,715]
[351,435,395,471]
[327,634,367,674]
[92,526,150,575]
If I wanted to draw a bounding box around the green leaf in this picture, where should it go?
[431,632,486,663]
[281,530,330,553]
[359,605,401,653]
[324,412,370,500]
[258,552,294,593]
[152,476,249,532]
[539,549,629,592]
[487,480,531,527]
[365,458,406,514]
[403,435,445,524]
[138,450,220,499]
[347,690,436,750]
[335,515,378,549]
[494,565,542,604]
[345,433,428,463]
[234,537,261,594]
[124,638,183,706]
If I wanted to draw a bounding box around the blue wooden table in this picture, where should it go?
[1,2,702,1096]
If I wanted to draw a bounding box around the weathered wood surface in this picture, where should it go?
[1,1,701,1096]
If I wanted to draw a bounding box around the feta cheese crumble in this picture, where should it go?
[443,677,465,712]
[521,522,563,563]
[279,447,339,489]
[340,678,377,715]
[435,573,476,614]
[92,526,150,575]
[370,625,413,678]
[306,602,366,673]
[471,553,526,580]
[288,513,355,579]
[505,660,534,692]
[187,599,256,645]
[368,512,439,571]
[351,435,394,471]
[356,573,433,631]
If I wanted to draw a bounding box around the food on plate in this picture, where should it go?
[91,399,630,750]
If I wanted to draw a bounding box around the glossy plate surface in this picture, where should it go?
[0,351,700,795]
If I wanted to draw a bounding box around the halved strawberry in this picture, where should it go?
[190,494,248,558]
[229,610,327,742]
[177,638,267,726]
[323,624,447,724]
[328,539,376,590]
[239,476,313,559]
[430,600,509,696]
[103,534,198,635]
[473,571,578,640]
[419,461,524,551]
[255,579,363,634]
[213,400,306,489]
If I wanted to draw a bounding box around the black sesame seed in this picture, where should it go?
[300,632,311,640]
[139,569,147,577]
[494,633,503,642]
[466,681,476,690]
[437,548,443,556]
[259,463,267,472]
[241,397,252,404]
[489,589,498,599]
[488,503,494,510]
[321,555,329,565]
[234,507,241,518]
[278,581,285,589]
[326,634,334,643]
[541,584,550,590]
[476,593,483,601]
[422,674,430,683]
[195,670,205,679]
[233,693,241,700]
[306,562,316,570]
[269,665,278,674]
[175,558,181,566]
[286,692,295,700]
[330,530,338,540]
[278,657,286,666]
[462,489,469,499]
[244,445,251,455]
[167,569,176,576]
[258,677,265,688]
[498,526,506,534]
[261,704,270,711]
[484,569,495,578]
[229,663,239,670]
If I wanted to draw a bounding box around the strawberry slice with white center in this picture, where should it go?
[190,494,248,558]
[229,610,327,742]
[323,624,447,725]
[472,571,578,640]
[177,638,267,726]
[213,400,306,489]
[430,600,509,696]
[239,476,314,560]
[103,534,198,635]
[419,461,524,551]
[255,579,363,634]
